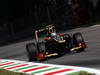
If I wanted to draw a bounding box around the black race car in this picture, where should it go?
[26,24,87,61]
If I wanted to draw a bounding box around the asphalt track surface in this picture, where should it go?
[0,25,100,69]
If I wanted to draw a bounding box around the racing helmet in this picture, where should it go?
[51,32,57,37]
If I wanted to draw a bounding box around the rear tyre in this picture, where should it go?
[26,43,37,61]
[38,42,46,53]
[37,42,46,61]
[73,32,85,52]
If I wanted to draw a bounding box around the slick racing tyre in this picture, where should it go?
[73,32,85,52]
[26,43,38,61]
[37,42,46,61]
[63,34,72,53]
[38,42,46,53]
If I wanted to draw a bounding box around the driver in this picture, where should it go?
[51,33,65,43]
[51,33,57,39]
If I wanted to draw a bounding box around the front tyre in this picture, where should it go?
[73,32,86,52]
[63,34,72,53]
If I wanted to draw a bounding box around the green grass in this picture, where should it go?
[0,68,32,75]
[67,71,95,75]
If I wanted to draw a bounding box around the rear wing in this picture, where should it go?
[35,24,56,42]
[36,24,55,33]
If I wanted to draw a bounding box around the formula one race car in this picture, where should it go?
[26,24,87,61]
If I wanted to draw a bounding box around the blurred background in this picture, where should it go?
[0,0,100,45]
